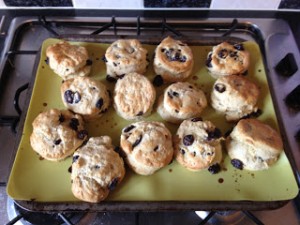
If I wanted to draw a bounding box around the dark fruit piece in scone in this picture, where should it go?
[183,135,194,146]
[231,159,244,170]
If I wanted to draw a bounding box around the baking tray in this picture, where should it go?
[6,38,298,211]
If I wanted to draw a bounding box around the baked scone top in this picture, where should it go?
[71,136,125,203]
[174,118,223,171]
[206,42,250,78]
[155,36,194,72]
[61,76,110,120]
[30,109,87,161]
[46,41,89,75]
[120,121,174,175]
[104,39,148,78]
[230,119,283,155]
[153,36,194,83]
[163,82,207,117]
[113,72,156,120]
[211,75,260,121]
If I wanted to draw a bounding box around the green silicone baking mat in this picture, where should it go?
[7,38,298,202]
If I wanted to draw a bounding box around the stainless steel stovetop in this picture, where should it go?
[0,15,299,224]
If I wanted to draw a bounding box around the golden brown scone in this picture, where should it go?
[104,39,148,80]
[113,72,156,120]
[30,109,88,161]
[61,76,110,121]
[120,121,174,175]
[153,36,194,83]
[174,118,223,171]
[157,82,207,124]
[210,75,260,121]
[206,42,250,78]
[226,119,283,171]
[71,136,125,203]
[46,41,91,79]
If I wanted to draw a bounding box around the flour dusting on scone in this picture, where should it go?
[61,76,110,121]
[113,72,156,120]
[153,36,194,84]
[30,109,88,161]
[211,75,260,121]
[157,82,207,124]
[226,119,283,171]
[46,41,91,80]
[104,39,148,81]
[174,118,223,172]
[206,42,250,78]
[71,136,125,203]
[120,121,174,175]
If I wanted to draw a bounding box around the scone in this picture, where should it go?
[174,118,223,172]
[71,136,125,203]
[226,118,283,171]
[46,41,92,80]
[61,76,110,120]
[114,72,156,120]
[157,82,207,124]
[120,121,173,175]
[206,42,250,78]
[210,75,260,121]
[153,36,194,83]
[104,39,148,81]
[30,109,88,161]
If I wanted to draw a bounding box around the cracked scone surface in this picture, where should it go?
[120,121,173,175]
[174,118,223,171]
[206,42,250,78]
[113,72,156,120]
[71,136,125,203]
[46,41,91,79]
[61,76,110,120]
[153,36,194,83]
[104,39,148,80]
[30,109,88,161]
[211,75,260,121]
[157,82,207,124]
[226,118,283,171]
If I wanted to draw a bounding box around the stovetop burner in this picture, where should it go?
[7,197,94,225]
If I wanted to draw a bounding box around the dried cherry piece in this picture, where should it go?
[54,139,61,145]
[218,49,228,58]
[132,135,143,148]
[59,114,65,123]
[153,75,164,87]
[208,163,221,174]
[214,83,226,93]
[108,177,119,191]
[96,98,104,109]
[106,75,117,82]
[77,130,88,140]
[69,118,79,131]
[64,90,74,104]
[231,159,243,170]
[102,55,108,63]
[233,44,244,51]
[191,117,203,122]
[207,128,222,141]
[123,125,135,133]
[72,155,79,163]
[183,135,194,146]
[73,92,81,103]
[206,53,212,68]
[86,59,93,66]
